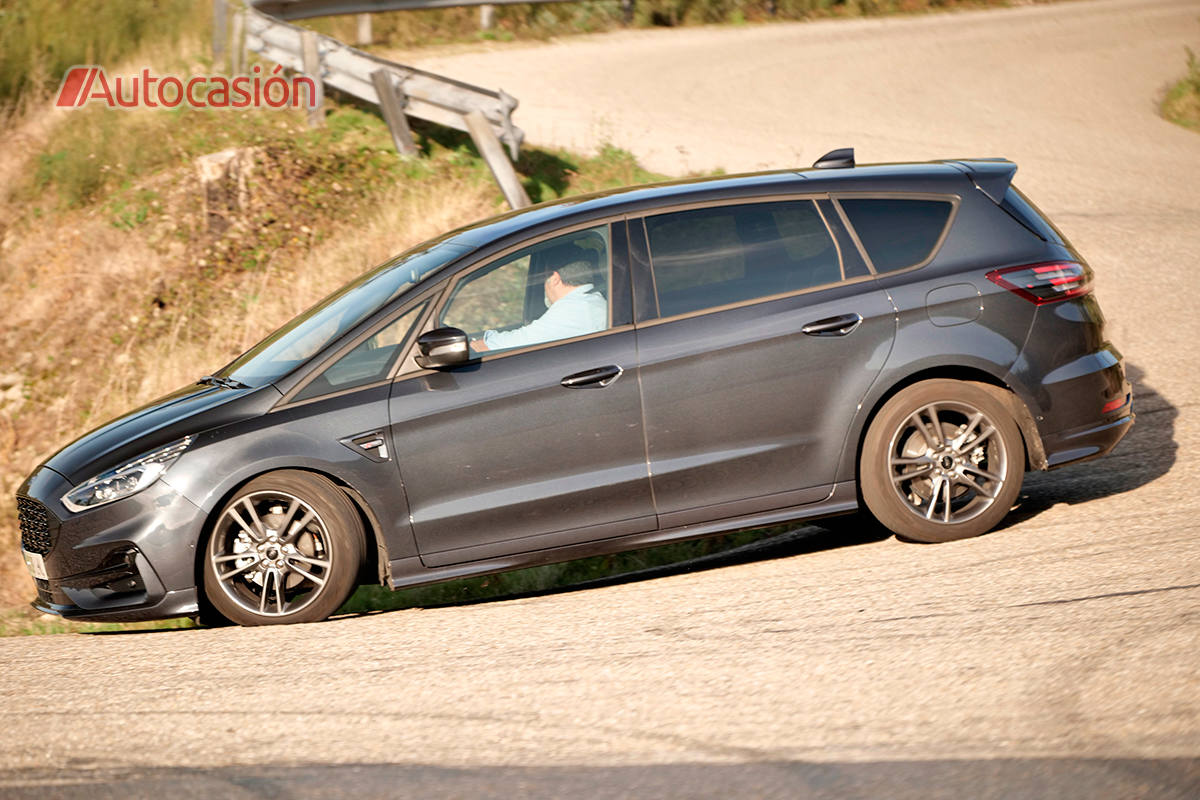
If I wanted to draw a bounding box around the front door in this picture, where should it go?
[388,223,655,566]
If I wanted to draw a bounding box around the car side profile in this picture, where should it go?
[16,149,1133,625]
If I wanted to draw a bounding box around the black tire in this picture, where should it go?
[860,380,1025,543]
[202,470,364,626]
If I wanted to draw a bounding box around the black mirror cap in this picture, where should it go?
[813,147,855,169]
[415,327,473,370]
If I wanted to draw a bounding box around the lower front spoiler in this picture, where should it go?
[33,587,199,623]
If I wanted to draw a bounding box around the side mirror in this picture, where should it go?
[415,327,473,370]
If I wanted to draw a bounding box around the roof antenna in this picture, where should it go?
[813,148,855,169]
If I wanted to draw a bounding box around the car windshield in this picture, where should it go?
[216,240,472,386]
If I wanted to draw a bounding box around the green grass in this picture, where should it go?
[0,0,207,111]
[1162,46,1200,131]
[0,607,194,637]
[340,526,799,616]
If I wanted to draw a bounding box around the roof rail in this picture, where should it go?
[813,148,855,169]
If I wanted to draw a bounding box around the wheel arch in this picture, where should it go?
[843,365,1047,494]
[191,466,389,605]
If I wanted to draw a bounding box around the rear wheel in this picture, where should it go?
[860,380,1025,543]
[202,471,363,625]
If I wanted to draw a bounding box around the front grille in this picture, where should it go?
[17,497,55,555]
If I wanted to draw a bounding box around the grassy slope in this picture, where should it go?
[1162,47,1200,131]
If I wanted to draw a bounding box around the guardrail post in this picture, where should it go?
[213,0,228,69]
[356,13,372,46]
[464,110,530,210]
[480,4,495,31]
[370,69,420,159]
[300,30,325,128]
[230,9,245,75]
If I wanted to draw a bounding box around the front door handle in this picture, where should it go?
[561,365,624,389]
[802,313,863,337]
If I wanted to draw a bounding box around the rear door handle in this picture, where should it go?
[561,365,624,388]
[802,313,863,337]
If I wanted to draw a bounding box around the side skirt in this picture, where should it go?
[386,481,860,591]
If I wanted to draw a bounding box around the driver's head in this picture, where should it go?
[544,259,595,305]
[555,260,594,288]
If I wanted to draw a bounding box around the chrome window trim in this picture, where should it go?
[631,274,878,331]
[629,192,831,219]
[634,193,851,326]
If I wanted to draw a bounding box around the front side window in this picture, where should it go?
[644,200,841,318]
[292,302,428,402]
[838,197,954,273]
[441,225,611,354]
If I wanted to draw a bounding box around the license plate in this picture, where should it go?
[22,550,48,580]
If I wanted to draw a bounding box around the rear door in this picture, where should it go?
[630,197,897,527]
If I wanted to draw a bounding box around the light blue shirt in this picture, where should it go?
[482,284,607,351]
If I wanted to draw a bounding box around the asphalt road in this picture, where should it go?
[2,0,1198,797]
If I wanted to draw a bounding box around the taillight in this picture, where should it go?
[985,261,1092,305]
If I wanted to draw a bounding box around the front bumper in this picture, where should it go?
[17,465,206,622]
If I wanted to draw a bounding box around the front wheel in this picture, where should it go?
[202,470,364,625]
[860,380,1025,543]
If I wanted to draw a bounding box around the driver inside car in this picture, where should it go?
[472,259,606,352]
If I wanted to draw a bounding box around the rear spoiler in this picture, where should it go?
[943,159,1017,204]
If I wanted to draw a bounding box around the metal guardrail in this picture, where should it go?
[239,0,531,207]
[253,0,580,17]
[244,7,523,156]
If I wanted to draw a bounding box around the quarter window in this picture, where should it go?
[838,197,953,273]
[643,200,841,318]
[292,302,428,402]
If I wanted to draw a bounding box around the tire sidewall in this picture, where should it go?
[860,380,1025,543]
[202,470,364,626]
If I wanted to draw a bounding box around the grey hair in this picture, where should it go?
[555,259,596,287]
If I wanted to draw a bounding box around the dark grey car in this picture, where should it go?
[16,150,1133,625]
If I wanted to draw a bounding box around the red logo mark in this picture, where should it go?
[55,67,97,107]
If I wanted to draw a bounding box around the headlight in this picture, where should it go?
[62,436,193,512]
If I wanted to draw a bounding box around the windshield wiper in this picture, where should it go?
[197,375,249,390]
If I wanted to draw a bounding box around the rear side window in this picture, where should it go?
[838,198,953,273]
[644,200,840,318]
